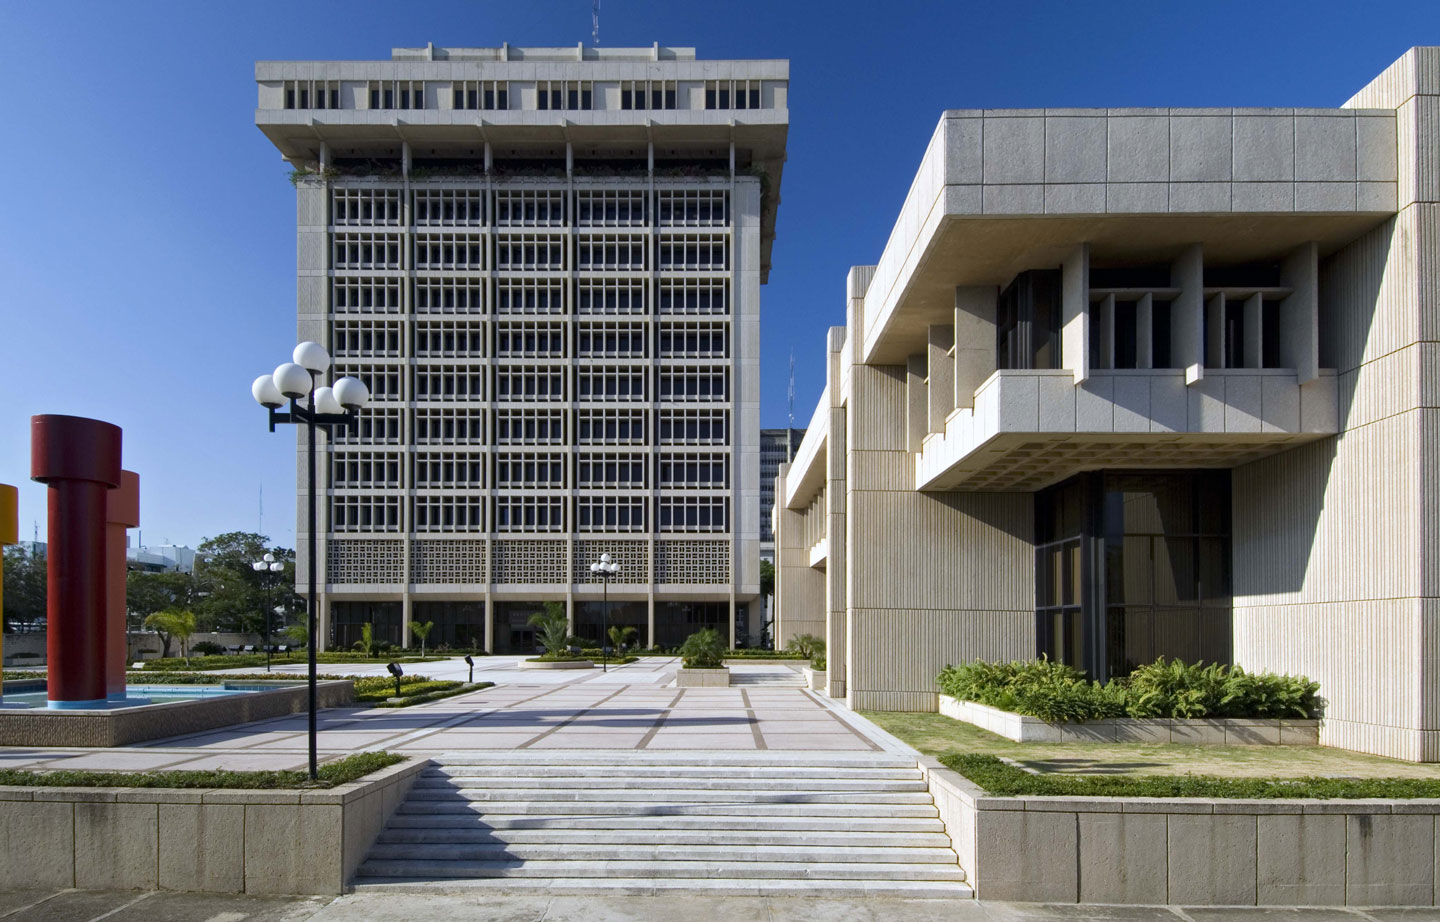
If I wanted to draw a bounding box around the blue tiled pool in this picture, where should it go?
[2,684,258,709]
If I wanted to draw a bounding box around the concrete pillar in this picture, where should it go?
[105,471,139,700]
[1206,293,1226,368]
[1061,243,1090,383]
[318,141,331,172]
[483,588,494,653]
[1281,241,1319,383]
[31,415,122,709]
[566,142,574,178]
[906,355,928,453]
[953,286,997,408]
[1094,294,1115,370]
[317,594,331,653]
[401,594,413,649]
[1243,292,1264,369]
[927,324,954,434]
[1171,244,1205,379]
[483,141,493,174]
[1136,293,1154,369]
[646,595,655,650]
[401,141,411,178]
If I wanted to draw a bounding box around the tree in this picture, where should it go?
[145,609,197,662]
[759,559,775,600]
[352,622,389,658]
[527,603,573,657]
[282,613,310,649]
[2,547,46,632]
[607,624,638,653]
[679,628,725,669]
[411,620,434,657]
[786,633,825,661]
[191,532,298,634]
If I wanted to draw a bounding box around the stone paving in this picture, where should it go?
[4,889,1440,921]
[0,657,875,773]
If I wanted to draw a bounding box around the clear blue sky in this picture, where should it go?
[0,0,1432,549]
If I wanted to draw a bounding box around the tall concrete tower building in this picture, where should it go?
[254,44,788,653]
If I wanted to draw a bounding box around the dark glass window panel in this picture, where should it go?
[1152,300,1172,367]
[1114,299,1138,369]
[1262,299,1282,368]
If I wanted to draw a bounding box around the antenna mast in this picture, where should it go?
[787,351,797,461]
[592,0,600,45]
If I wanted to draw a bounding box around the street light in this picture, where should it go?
[589,553,620,673]
[250,552,285,673]
[251,341,369,780]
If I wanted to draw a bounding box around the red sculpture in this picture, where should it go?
[106,471,140,700]
[31,415,122,708]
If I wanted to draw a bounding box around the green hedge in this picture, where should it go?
[135,653,449,672]
[944,753,1440,799]
[367,682,493,708]
[0,751,404,790]
[937,657,1320,723]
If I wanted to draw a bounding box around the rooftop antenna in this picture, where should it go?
[259,483,264,539]
[787,350,797,461]
[592,0,600,45]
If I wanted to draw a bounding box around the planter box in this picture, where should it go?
[518,659,594,670]
[939,695,1319,746]
[920,757,1440,906]
[676,667,729,687]
[0,757,427,895]
[802,666,827,691]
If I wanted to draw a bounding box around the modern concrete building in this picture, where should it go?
[254,44,787,652]
[775,47,1440,761]
[759,427,803,563]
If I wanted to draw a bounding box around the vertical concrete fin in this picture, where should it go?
[1095,293,1116,370]
[1062,243,1090,384]
[1243,292,1264,369]
[1136,292,1155,369]
[906,355,928,453]
[927,324,955,434]
[953,286,998,409]
[1206,292,1227,369]
[1171,244,1205,378]
[1281,241,1320,384]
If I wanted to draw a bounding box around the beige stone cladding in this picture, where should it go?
[1233,48,1440,761]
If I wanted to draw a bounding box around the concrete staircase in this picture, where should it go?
[353,752,971,896]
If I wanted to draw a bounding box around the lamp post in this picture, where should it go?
[251,342,369,780]
[250,552,285,673]
[589,553,620,672]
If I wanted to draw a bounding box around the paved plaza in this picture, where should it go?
[0,657,884,773]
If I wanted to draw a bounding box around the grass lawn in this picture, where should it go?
[0,751,404,789]
[862,710,1440,782]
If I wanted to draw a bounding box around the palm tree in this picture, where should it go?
[527,603,574,658]
[607,624,638,654]
[352,622,388,658]
[411,620,435,657]
[144,608,197,664]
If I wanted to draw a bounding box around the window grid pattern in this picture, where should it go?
[368,80,426,110]
[659,321,729,358]
[333,190,401,225]
[414,189,485,226]
[333,320,402,357]
[415,408,486,444]
[577,408,647,445]
[413,364,486,401]
[578,321,649,358]
[334,279,402,313]
[333,233,402,270]
[332,451,403,489]
[331,496,402,533]
[414,451,486,489]
[657,496,729,533]
[413,494,486,533]
[415,320,487,358]
[578,278,648,315]
[451,81,509,111]
[494,497,566,533]
[576,496,648,533]
[284,80,341,111]
[415,278,486,313]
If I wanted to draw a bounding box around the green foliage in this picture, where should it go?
[2,547,47,629]
[607,625,638,652]
[759,558,775,600]
[410,620,435,657]
[943,753,1440,800]
[679,628,725,669]
[937,656,1321,723]
[785,633,825,660]
[288,165,339,186]
[528,603,574,657]
[351,622,391,658]
[812,655,827,671]
[144,609,197,661]
[0,751,404,790]
[370,682,492,707]
[190,641,225,656]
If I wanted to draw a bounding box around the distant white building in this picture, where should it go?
[126,542,197,574]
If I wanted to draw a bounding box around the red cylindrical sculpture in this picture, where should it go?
[31,415,122,708]
[106,471,140,700]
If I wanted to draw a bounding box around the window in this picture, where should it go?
[657,453,728,487]
[451,80,509,110]
[576,190,647,226]
[331,364,401,401]
[576,453,647,488]
[415,408,486,444]
[414,189,485,226]
[415,278,485,313]
[704,80,762,110]
[577,279,647,315]
[414,233,485,271]
[333,233,402,270]
[494,191,566,227]
[576,366,646,401]
[658,190,728,226]
[414,452,486,488]
[494,452,566,488]
[577,322,648,358]
[495,496,565,532]
[331,451,401,488]
[333,279,402,313]
[495,409,565,445]
[413,365,485,401]
[657,496,728,533]
[657,234,728,270]
[414,321,486,358]
[576,234,647,270]
[284,80,341,110]
[535,81,593,111]
[657,367,728,401]
[368,80,426,110]
[658,322,728,358]
[659,279,729,314]
[997,269,1061,370]
[494,366,565,401]
[494,321,565,358]
[577,496,647,532]
[619,80,678,110]
[576,408,647,445]
[332,320,402,357]
[495,234,565,270]
[331,496,401,533]
[333,189,400,225]
[414,495,485,533]
[332,407,402,445]
[496,279,566,314]
[658,409,728,445]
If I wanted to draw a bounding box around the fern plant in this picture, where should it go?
[679,629,725,669]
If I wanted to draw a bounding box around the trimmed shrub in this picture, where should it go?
[679,629,725,669]
[190,641,226,656]
[937,656,1320,723]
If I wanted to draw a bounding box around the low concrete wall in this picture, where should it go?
[3,631,268,666]
[0,757,427,895]
[676,668,730,687]
[803,667,827,691]
[940,695,1319,745]
[0,680,355,747]
[921,757,1440,906]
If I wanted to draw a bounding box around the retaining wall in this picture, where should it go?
[940,695,1320,745]
[922,757,1440,906]
[0,757,426,895]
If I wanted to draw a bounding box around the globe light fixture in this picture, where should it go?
[248,343,368,779]
[590,552,621,673]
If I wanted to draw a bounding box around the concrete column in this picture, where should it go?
[483,588,494,654]
[1136,293,1154,369]
[1171,244,1205,379]
[953,286,997,409]
[401,141,411,178]
[1243,292,1264,369]
[318,594,331,653]
[566,142,573,178]
[905,355,928,453]
[483,141,493,174]
[318,141,331,172]
[1094,294,1115,370]
[1281,241,1319,384]
[926,324,954,434]
[1061,243,1090,383]
[401,594,413,649]
[1206,293,1226,368]
[646,594,655,650]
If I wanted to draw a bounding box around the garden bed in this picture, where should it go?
[940,695,1318,745]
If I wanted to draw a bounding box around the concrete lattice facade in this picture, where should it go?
[776,48,1440,760]
[254,45,788,652]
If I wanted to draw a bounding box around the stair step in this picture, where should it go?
[426,766,923,781]
[365,843,959,864]
[377,824,956,847]
[396,801,940,818]
[429,754,916,769]
[349,877,974,898]
[384,813,947,833]
[417,777,926,793]
[354,859,966,882]
[406,788,935,805]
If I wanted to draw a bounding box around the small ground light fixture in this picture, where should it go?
[464,655,475,684]
[386,661,403,699]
